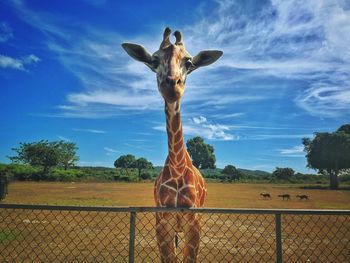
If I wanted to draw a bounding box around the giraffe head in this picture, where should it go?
[122,27,223,103]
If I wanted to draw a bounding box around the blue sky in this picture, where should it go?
[1,0,349,173]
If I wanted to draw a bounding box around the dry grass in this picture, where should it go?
[2,181,350,209]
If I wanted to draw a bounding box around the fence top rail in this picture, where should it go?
[1,203,350,215]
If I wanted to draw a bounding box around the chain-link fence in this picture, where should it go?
[0,204,349,262]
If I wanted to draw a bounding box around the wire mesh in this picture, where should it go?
[281,214,349,262]
[0,208,129,262]
[0,205,349,263]
[134,212,276,263]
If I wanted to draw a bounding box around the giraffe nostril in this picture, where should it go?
[165,77,182,86]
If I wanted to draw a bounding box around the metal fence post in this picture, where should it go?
[129,211,136,263]
[275,213,283,263]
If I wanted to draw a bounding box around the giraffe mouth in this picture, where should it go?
[165,94,179,103]
[161,84,183,103]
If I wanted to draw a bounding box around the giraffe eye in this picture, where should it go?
[185,59,193,70]
[151,58,160,69]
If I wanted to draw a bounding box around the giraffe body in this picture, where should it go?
[122,27,222,263]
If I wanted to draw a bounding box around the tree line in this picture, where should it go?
[1,124,349,188]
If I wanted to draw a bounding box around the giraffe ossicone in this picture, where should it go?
[122,27,222,263]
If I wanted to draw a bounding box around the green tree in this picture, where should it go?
[9,140,60,174]
[134,158,153,180]
[222,165,241,181]
[56,141,79,170]
[272,167,295,180]
[302,124,350,189]
[114,154,136,169]
[186,137,216,169]
[337,124,350,134]
[114,155,154,180]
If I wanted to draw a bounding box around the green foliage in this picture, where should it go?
[114,155,153,180]
[114,168,139,181]
[0,164,9,179]
[134,158,153,179]
[339,172,350,183]
[0,163,139,182]
[222,165,241,181]
[50,168,84,181]
[114,154,136,169]
[9,140,79,174]
[5,164,40,181]
[186,136,216,169]
[200,168,222,179]
[303,124,350,189]
[337,124,350,134]
[0,162,335,185]
[56,141,79,170]
[272,167,295,181]
[9,140,59,174]
[140,171,153,180]
[134,158,153,170]
[238,169,271,178]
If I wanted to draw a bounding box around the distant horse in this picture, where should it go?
[260,192,271,199]
[296,194,309,200]
[278,194,290,200]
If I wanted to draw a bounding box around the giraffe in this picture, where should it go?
[122,27,222,263]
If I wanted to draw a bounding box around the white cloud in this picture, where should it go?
[104,147,119,156]
[123,142,154,152]
[0,22,13,42]
[57,135,71,141]
[185,122,236,141]
[8,0,350,118]
[211,112,245,119]
[73,128,107,134]
[154,115,237,141]
[279,145,304,155]
[246,134,312,140]
[104,147,118,153]
[0,55,24,70]
[295,84,350,117]
[192,116,207,124]
[67,89,161,109]
[183,0,350,117]
[24,54,40,63]
[0,54,40,70]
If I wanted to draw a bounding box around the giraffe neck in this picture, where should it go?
[165,100,187,168]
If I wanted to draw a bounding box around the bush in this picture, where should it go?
[339,173,350,182]
[6,164,41,181]
[201,168,222,179]
[140,171,152,180]
[113,168,139,181]
[51,169,84,181]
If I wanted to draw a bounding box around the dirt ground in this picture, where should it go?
[0,182,349,262]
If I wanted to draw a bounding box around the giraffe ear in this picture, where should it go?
[188,50,223,74]
[121,43,152,65]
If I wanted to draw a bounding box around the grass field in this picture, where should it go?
[1,182,349,262]
[2,181,350,209]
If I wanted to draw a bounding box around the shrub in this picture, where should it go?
[140,171,152,180]
[339,173,350,182]
[7,164,41,181]
[51,169,84,181]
